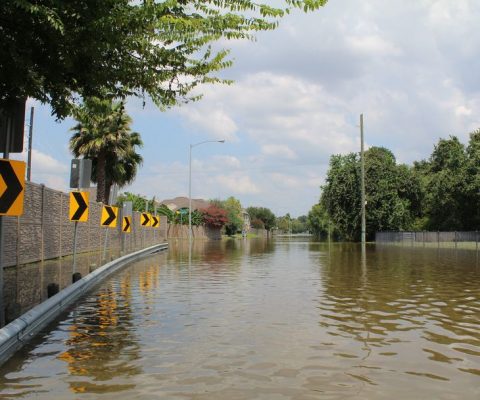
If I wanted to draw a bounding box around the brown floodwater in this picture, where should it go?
[0,239,479,399]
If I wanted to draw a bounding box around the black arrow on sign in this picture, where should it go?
[152,216,159,227]
[102,206,116,226]
[123,217,131,232]
[141,213,150,226]
[0,160,23,213]
[71,192,88,220]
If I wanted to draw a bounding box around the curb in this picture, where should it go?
[0,242,168,366]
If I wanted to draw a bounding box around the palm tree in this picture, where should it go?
[69,98,143,203]
[104,131,143,203]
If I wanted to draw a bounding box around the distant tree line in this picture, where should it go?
[308,129,480,241]
[115,191,318,237]
[115,193,281,236]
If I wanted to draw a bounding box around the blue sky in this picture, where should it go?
[11,0,480,217]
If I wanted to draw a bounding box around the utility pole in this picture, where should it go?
[360,114,366,245]
[26,107,34,181]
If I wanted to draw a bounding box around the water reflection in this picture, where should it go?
[318,244,480,385]
[2,247,127,323]
[0,240,479,399]
[55,275,142,394]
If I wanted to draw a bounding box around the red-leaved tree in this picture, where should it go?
[201,205,228,229]
[251,218,265,229]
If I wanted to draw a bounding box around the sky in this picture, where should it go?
[11,0,480,217]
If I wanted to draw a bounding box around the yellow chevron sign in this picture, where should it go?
[151,215,160,228]
[101,205,118,227]
[141,212,151,227]
[69,191,89,222]
[0,159,25,216]
[122,216,131,233]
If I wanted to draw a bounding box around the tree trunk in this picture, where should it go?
[105,180,112,205]
[96,151,106,203]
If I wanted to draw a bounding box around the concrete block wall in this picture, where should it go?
[1,181,168,268]
[249,228,269,238]
[166,224,222,240]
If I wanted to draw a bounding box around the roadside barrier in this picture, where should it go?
[0,242,168,366]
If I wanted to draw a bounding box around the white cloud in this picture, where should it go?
[269,173,302,189]
[10,149,69,191]
[261,144,297,160]
[346,35,401,56]
[216,174,260,195]
[455,105,472,117]
[31,149,69,174]
[176,106,239,141]
[211,155,241,169]
[23,0,480,217]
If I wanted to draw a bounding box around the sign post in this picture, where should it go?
[143,201,148,248]
[0,99,26,327]
[69,190,89,278]
[122,201,132,254]
[102,185,118,263]
[69,159,91,281]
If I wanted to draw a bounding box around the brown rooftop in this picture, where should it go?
[159,197,211,211]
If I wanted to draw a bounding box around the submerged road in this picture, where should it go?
[0,239,479,399]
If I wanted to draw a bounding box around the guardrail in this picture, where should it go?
[0,242,168,366]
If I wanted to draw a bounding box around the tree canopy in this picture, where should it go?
[320,147,421,241]
[1,0,327,118]
[246,206,276,230]
[69,97,143,203]
[312,131,480,241]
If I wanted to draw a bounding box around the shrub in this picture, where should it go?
[251,218,265,229]
[201,205,228,229]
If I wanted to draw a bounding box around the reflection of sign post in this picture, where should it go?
[0,159,25,216]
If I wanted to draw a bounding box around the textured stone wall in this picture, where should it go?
[249,228,269,238]
[1,181,167,268]
[0,182,228,323]
[166,224,222,240]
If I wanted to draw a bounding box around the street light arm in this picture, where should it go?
[191,139,225,148]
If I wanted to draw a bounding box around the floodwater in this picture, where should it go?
[0,239,479,399]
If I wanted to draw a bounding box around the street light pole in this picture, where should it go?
[360,114,366,246]
[188,140,225,246]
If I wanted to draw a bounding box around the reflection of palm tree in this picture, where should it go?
[70,98,143,203]
[57,280,141,393]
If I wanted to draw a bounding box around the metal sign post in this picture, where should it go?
[123,201,132,253]
[153,197,156,243]
[102,185,118,263]
[144,200,148,248]
[0,118,12,326]
[70,159,91,280]
[0,100,26,327]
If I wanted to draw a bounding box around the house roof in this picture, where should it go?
[159,196,211,211]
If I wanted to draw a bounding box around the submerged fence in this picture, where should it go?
[376,231,480,249]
